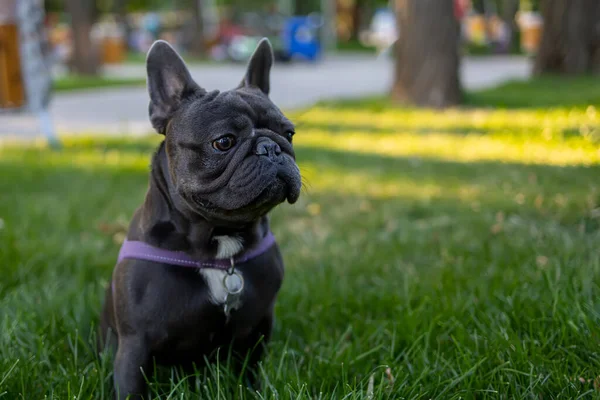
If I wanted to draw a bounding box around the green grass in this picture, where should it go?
[53,76,146,92]
[465,75,600,109]
[336,39,378,54]
[325,75,600,111]
[1,78,600,398]
[124,51,154,64]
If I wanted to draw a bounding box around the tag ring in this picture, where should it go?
[223,271,244,295]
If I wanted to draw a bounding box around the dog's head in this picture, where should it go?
[146,39,301,225]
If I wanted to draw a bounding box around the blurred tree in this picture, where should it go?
[65,0,99,75]
[349,0,389,40]
[126,0,167,11]
[44,0,64,12]
[501,0,520,53]
[392,0,462,107]
[350,0,376,41]
[294,0,320,15]
[174,0,206,56]
[520,0,540,12]
[113,0,131,50]
[534,0,600,74]
[190,0,205,55]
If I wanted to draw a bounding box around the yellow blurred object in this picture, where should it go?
[521,24,542,53]
[49,25,69,47]
[467,15,486,44]
[101,37,125,64]
[0,23,25,108]
[517,12,543,54]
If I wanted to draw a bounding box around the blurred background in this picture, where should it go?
[2,1,600,398]
[3,0,543,69]
[0,0,571,138]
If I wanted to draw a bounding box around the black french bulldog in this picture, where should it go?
[99,38,301,399]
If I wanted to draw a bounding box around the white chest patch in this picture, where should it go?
[213,235,244,259]
[199,235,244,304]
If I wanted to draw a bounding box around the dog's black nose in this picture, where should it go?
[255,138,281,159]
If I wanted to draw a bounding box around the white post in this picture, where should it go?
[39,109,59,147]
[16,0,59,146]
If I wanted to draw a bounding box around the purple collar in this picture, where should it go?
[117,232,276,270]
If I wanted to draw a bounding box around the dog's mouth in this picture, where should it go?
[190,186,278,216]
[177,152,301,223]
[185,175,300,223]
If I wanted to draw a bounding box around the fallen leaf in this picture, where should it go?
[594,376,600,391]
[528,173,537,184]
[535,195,544,209]
[555,194,567,208]
[536,256,549,268]
[98,222,127,235]
[385,367,394,386]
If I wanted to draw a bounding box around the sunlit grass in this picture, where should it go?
[1,79,600,398]
[296,128,600,166]
[295,106,600,141]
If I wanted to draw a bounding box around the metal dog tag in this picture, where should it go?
[224,294,243,320]
[223,272,244,295]
[223,263,244,320]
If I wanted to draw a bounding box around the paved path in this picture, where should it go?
[1,55,531,139]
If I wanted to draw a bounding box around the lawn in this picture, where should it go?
[1,77,600,399]
[53,76,146,92]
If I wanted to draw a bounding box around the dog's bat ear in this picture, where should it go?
[239,38,274,95]
[146,40,204,134]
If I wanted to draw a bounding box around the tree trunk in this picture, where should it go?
[482,0,495,46]
[190,0,205,56]
[533,0,600,75]
[392,0,462,108]
[501,0,520,53]
[350,0,362,41]
[65,0,98,75]
[294,0,312,15]
[114,0,131,51]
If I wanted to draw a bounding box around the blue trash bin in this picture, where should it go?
[283,16,321,61]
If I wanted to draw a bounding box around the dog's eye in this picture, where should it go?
[212,135,236,151]
[285,130,295,143]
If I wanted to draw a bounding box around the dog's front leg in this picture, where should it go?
[114,335,151,400]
